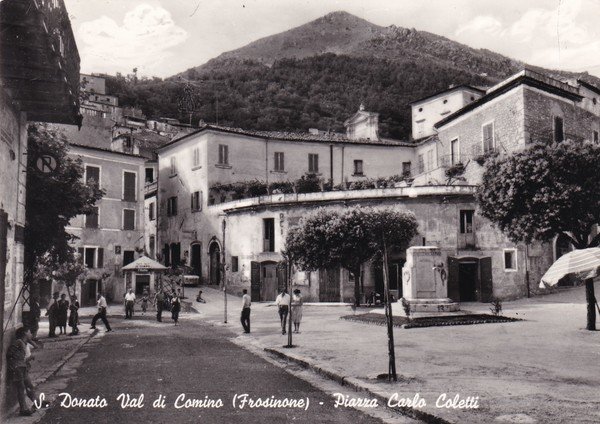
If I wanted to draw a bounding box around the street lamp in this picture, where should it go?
[222,218,227,324]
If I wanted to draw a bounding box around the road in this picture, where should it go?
[35,314,387,424]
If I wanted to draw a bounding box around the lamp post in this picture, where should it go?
[222,218,227,324]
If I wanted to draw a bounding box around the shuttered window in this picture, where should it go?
[191,191,202,211]
[308,154,319,173]
[85,165,100,186]
[218,145,229,165]
[85,206,99,228]
[123,172,136,201]
[263,218,275,252]
[274,152,285,171]
[482,123,494,153]
[123,209,135,230]
[167,196,178,216]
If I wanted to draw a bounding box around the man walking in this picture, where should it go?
[124,288,136,319]
[91,293,112,332]
[7,327,37,416]
[45,292,59,338]
[241,289,251,333]
[275,289,291,335]
[154,290,165,322]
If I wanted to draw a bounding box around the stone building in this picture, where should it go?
[0,0,81,414]
[155,68,600,304]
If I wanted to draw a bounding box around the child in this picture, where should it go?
[140,291,149,315]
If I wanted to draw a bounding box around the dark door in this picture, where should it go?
[479,257,493,302]
[447,257,460,302]
[81,279,100,307]
[250,261,260,301]
[388,260,405,298]
[209,243,220,285]
[135,275,151,295]
[190,243,202,277]
[319,267,340,302]
[458,262,478,302]
[261,262,278,301]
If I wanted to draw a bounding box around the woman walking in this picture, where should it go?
[68,296,80,335]
[291,289,303,333]
[57,294,69,335]
[171,291,181,325]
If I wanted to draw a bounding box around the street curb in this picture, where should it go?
[8,331,97,417]
[264,347,451,424]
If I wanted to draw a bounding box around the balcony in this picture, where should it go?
[0,0,81,126]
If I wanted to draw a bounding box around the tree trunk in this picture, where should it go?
[382,235,397,382]
[585,278,596,331]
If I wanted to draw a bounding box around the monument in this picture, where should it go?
[402,246,459,312]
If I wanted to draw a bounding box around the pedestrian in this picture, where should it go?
[196,290,206,303]
[241,289,251,333]
[139,291,149,315]
[291,289,303,333]
[45,292,59,338]
[275,289,291,335]
[124,288,136,319]
[171,291,181,325]
[29,295,41,341]
[154,290,165,322]
[6,327,38,416]
[57,293,69,335]
[90,293,112,332]
[68,296,80,335]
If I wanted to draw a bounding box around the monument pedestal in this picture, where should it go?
[402,246,460,313]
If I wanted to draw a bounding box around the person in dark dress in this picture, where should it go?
[171,291,181,325]
[57,293,69,335]
[68,296,80,335]
[29,295,41,340]
[45,292,59,337]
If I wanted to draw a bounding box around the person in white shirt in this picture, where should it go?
[90,293,111,332]
[275,289,291,335]
[124,289,136,319]
[241,289,251,333]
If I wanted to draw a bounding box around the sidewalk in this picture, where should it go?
[190,284,600,424]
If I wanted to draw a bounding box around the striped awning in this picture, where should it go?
[540,248,600,288]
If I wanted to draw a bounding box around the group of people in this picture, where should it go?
[45,292,80,337]
[240,288,303,335]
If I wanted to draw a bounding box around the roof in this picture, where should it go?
[158,124,413,152]
[122,256,167,271]
[409,85,486,106]
[577,79,600,96]
[434,69,584,129]
[68,143,146,160]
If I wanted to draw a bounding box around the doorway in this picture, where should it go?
[447,256,493,302]
[260,261,278,301]
[458,262,478,301]
[135,275,150,295]
[208,241,221,285]
[81,279,102,307]
[319,267,340,302]
[374,260,405,300]
[190,243,202,277]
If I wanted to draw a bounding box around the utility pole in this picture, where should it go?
[222,219,227,324]
[287,258,293,348]
[382,232,397,382]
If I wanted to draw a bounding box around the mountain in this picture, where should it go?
[105,11,599,140]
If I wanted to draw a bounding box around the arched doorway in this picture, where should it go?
[190,243,202,277]
[208,241,221,285]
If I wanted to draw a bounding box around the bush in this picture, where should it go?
[296,173,322,193]
[269,181,294,194]
[489,298,502,316]
[244,180,268,197]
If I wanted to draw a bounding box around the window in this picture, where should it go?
[170,157,177,175]
[145,167,154,183]
[85,165,100,187]
[80,247,103,269]
[553,116,564,142]
[426,149,433,171]
[308,154,319,173]
[504,249,517,271]
[123,250,135,267]
[450,138,459,165]
[85,206,99,229]
[594,130,599,143]
[417,154,425,174]
[353,160,364,176]
[148,202,155,221]
[123,171,136,201]
[231,256,239,272]
[192,147,200,168]
[274,152,285,172]
[263,218,275,252]
[149,236,155,258]
[167,196,178,216]
[402,161,412,177]
[218,144,229,165]
[191,191,202,212]
[459,210,474,234]
[482,122,494,153]
[123,209,135,230]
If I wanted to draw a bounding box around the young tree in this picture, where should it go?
[477,140,600,330]
[25,125,104,295]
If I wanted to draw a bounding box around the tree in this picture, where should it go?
[476,140,600,330]
[286,207,419,380]
[25,125,104,295]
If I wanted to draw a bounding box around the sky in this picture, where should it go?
[63,0,600,78]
